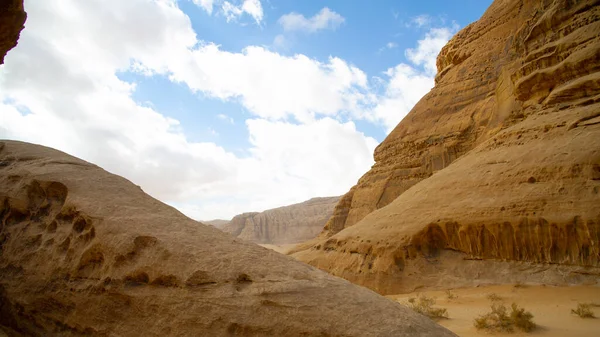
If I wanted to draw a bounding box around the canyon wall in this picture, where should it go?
[293,0,600,294]
[222,196,339,244]
[0,140,454,336]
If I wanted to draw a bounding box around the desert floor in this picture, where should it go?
[388,284,600,337]
[259,243,297,254]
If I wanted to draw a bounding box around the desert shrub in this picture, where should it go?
[445,290,457,300]
[487,293,503,302]
[571,303,595,318]
[513,281,526,289]
[474,302,536,333]
[407,295,448,319]
[510,303,536,332]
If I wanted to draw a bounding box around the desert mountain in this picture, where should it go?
[204,219,229,229]
[0,140,455,336]
[292,0,600,294]
[221,196,340,245]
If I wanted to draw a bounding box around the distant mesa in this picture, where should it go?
[215,196,340,245]
[203,219,229,229]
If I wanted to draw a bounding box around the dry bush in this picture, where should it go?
[486,293,503,302]
[571,303,595,318]
[445,290,457,300]
[474,302,536,333]
[513,281,527,289]
[407,295,448,319]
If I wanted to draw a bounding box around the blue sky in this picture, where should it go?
[0,0,492,220]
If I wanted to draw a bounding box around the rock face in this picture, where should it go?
[0,140,454,336]
[0,0,26,64]
[222,197,340,244]
[293,0,600,294]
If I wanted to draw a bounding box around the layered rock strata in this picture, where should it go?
[293,0,600,294]
[222,197,339,244]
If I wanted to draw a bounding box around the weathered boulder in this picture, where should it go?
[0,140,454,336]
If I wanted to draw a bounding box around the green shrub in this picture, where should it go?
[571,303,595,318]
[407,295,448,319]
[474,302,536,333]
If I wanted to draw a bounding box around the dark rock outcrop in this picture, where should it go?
[0,0,26,64]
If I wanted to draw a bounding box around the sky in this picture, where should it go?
[0,0,492,220]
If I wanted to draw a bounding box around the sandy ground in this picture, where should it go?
[259,243,297,254]
[389,284,600,337]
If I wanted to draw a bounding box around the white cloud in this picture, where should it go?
[378,41,398,54]
[410,14,432,27]
[279,7,345,33]
[217,114,234,124]
[177,118,377,219]
[366,64,435,132]
[193,0,214,14]
[222,0,263,24]
[167,44,369,123]
[0,0,375,220]
[405,25,458,75]
[366,25,459,131]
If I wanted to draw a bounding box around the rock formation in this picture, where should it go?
[292,0,600,294]
[221,196,339,244]
[0,0,26,64]
[0,140,454,336]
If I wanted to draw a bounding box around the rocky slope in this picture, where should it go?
[0,0,26,65]
[0,140,454,336]
[221,196,339,244]
[293,0,600,294]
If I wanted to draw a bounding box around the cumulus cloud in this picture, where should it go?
[221,0,263,24]
[0,0,375,220]
[366,25,459,131]
[279,7,345,33]
[193,0,214,14]
[170,44,369,123]
[192,0,263,24]
[405,25,458,75]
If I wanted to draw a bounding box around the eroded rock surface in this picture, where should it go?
[293,0,600,294]
[221,197,339,244]
[0,140,454,336]
[0,0,26,64]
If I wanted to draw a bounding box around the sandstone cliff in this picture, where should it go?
[293,0,600,294]
[0,140,454,336]
[221,196,339,244]
[0,0,26,64]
